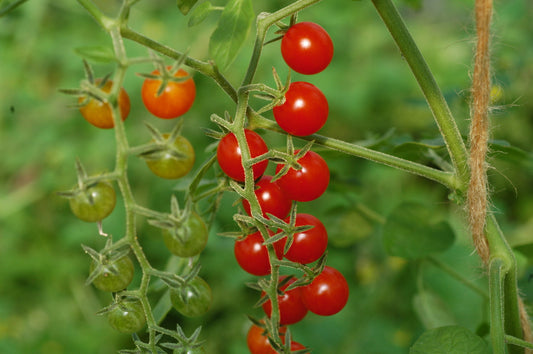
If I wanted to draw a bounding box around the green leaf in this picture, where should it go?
[400,0,422,10]
[410,326,490,354]
[392,140,446,162]
[188,1,213,27]
[413,290,457,329]
[74,46,116,63]
[177,0,198,15]
[489,140,533,171]
[208,0,253,70]
[382,202,455,259]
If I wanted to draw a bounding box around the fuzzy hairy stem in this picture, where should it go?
[468,0,492,264]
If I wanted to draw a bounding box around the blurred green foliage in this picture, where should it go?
[1,0,533,353]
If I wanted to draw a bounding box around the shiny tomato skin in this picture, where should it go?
[141,68,196,119]
[273,81,328,136]
[278,213,328,264]
[90,255,134,292]
[302,266,349,316]
[216,129,269,182]
[107,298,146,334]
[275,150,329,202]
[69,181,116,222]
[170,276,212,317]
[234,230,283,276]
[262,277,308,325]
[247,324,285,354]
[78,79,130,129]
[145,134,195,179]
[163,211,208,258]
[281,21,334,75]
[242,176,292,220]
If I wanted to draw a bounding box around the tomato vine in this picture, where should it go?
[52,0,533,352]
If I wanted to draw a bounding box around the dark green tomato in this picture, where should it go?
[69,182,116,222]
[90,255,134,292]
[163,212,208,257]
[146,134,195,179]
[170,276,212,317]
[107,299,146,334]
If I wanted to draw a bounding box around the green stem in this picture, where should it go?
[76,0,110,28]
[371,0,469,189]
[489,258,507,354]
[0,0,29,17]
[486,215,523,354]
[242,0,321,86]
[120,27,238,103]
[250,114,458,189]
[505,335,533,350]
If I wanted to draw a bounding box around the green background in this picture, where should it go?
[1,0,533,353]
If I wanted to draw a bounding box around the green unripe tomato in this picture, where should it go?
[69,182,116,222]
[90,255,134,292]
[173,347,206,354]
[170,276,212,317]
[145,134,195,179]
[107,298,146,334]
[163,212,208,257]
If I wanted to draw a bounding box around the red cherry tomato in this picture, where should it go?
[141,67,196,119]
[247,324,286,354]
[234,231,283,276]
[302,266,349,316]
[290,342,308,352]
[262,277,308,325]
[278,213,328,264]
[247,323,307,354]
[78,79,130,129]
[242,176,292,220]
[275,150,329,202]
[281,21,334,75]
[273,81,328,136]
[217,129,269,182]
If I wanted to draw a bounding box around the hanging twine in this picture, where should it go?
[468,0,492,265]
[469,0,533,347]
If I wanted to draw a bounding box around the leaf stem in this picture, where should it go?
[371,0,469,189]
[250,114,458,189]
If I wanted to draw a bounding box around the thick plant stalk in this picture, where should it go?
[468,0,492,264]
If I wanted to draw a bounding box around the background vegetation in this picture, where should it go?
[1,0,533,353]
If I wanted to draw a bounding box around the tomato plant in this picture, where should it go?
[144,133,196,179]
[275,150,330,202]
[272,81,329,136]
[242,176,292,219]
[78,79,131,129]
[141,67,196,119]
[68,181,116,222]
[162,211,208,258]
[277,213,328,264]
[301,266,349,316]
[170,276,212,318]
[216,129,269,182]
[89,254,134,292]
[262,277,308,325]
[53,0,532,352]
[281,21,334,75]
[106,298,146,334]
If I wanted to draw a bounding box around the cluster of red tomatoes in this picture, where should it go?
[216,21,348,353]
